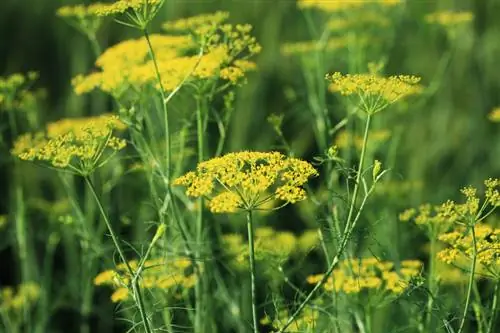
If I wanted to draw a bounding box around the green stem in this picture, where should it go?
[195,95,205,332]
[426,235,437,330]
[278,113,372,332]
[143,28,171,181]
[343,113,372,236]
[84,177,153,333]
[486,280,499,333]
[457,225,477,333]
[246,210,259,333]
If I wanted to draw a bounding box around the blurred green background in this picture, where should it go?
[1,0,499,332]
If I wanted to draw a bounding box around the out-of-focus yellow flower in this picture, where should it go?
[298,0,402,13]
[163,11,230,34]
[488,107,500,122]
[95,256,197,303]
[327,72,422,114]
[335,129,391,150]
[222,228,319,271]
[281,37,353,56]
[0,215,7,230]
[425,11,474,27]
[307,257,422,295]
[57,3,108,18]
[0,282,40,312]
[263,306,319,332]
[0,72,40,112]
[174,151,317,213]
[12,114,127,175]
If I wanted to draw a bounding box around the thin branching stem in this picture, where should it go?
[278,113,373,332]
[457,224,478,333]
[84,176,153,333]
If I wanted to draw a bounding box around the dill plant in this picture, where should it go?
[3,1,500,333]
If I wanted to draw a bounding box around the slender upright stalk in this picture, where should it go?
[426,235,438,330]
[195,96,205,332]
[246,210,259,333]
[486,280,499,333]
[84,177,153,333]
[278,113,372,333]
[143,29,171,180]
[343,113,371,236]
[457,226,478,333]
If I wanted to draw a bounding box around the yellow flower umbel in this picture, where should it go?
[174,151,318,213]
[327,71,422,114]
[400,179,499,235]
[307,258,422,296]
[12,114,127,175]
[74,14,260,97]
[94,256,197,303]
[72,34,194,96]
[91,0,164,29]
[438,223,500,280]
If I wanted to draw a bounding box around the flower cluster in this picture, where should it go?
[335,129,391,151]
[222,227,319,270]
[438,223,500,279]
[400,179,499,233]
[307,258,422,295]
[327,72,422,114]
[261,306,319,332]
[162,11,229,35]
[173,151,318,213]
[94,256,197,303]
[12,114,127,175]
[56,3,107,18]
[73,13,260,97]
[425,11,474,28]
[327,11,391,32]
[374,179,423,199]
[0,283,40,312]
[298,0,401,13]
[90,0,163,17]
[281,37,351,56]
[0,72,39,112]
